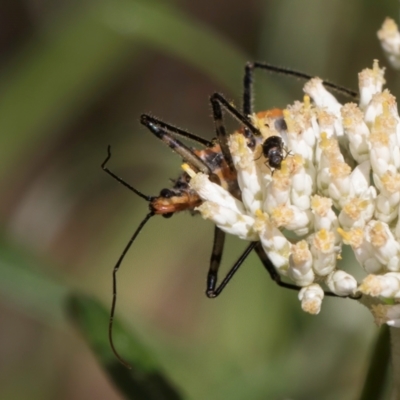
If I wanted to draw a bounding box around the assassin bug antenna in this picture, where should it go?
[102,145,153,201]
[109,212,154,369]
[102,146,156,368]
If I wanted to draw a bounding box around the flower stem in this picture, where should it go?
[390,327,400,399]
[358,325,390,400]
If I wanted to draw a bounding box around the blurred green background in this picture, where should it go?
[0,0,397,399]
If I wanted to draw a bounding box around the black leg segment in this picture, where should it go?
[206,241,257,298]
[141,114,212,174]
[243,61,358,117]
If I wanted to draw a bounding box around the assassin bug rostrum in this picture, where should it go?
[102,62,360,368]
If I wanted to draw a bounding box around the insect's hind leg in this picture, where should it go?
[243,61,358,117]
[206,240,257,298]
[253,242,351,298]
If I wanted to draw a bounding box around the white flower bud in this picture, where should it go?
[359,273,400,298]
[358,60,385,110]
[325,270,357,296]
[304,78,342,117]
[377,18,400,69]
[341,103,371,163]
[288,241,315,286]
[298,284,324,314]
[196,201,257,240]
[310,229,338,276]
[228,132,263,214]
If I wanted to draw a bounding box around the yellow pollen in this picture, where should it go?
[370,222,388,247]
[330,160,351,179]
[311,195,332,216]
[319,132,329,149]
[254,209,271,232]
[337,227,364,248]
[358,60,386,91]
[341,103,364,129]
[313,229,334,253]
[271,205,294,227]
[249,113,265,134]
[283,109,296,133]
[302,299,321,315]
[381,171,400,193]
[182,163,196,178]
[373,101,397,134]
[369,127,389,145]
[319,134,341,160]
[272,161,291,190]
[317,109,335,127]
[303,95,311,110]
[358,274,382,297]
[343,198,367,220]
[229,132,255,171]
[337,227,351,242]
[373,59,384,79]
[293,154,304,166]
[255,209,265,218]
[291,240,311,264]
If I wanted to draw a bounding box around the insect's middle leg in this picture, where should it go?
[209,92,261,164]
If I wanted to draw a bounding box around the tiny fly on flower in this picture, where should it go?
[102,62,359,368]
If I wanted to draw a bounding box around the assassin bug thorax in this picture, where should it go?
[102,62,360,368]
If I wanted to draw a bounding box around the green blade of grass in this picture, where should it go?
[67,294,183,400]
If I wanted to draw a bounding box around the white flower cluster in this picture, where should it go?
[183,59,400,319]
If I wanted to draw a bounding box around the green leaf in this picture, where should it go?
[67,293,183,400]
[0,239,68,324]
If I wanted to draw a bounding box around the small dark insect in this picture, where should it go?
[262,136,285,169]
[103,62,360,368]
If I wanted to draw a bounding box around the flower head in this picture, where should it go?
[183,56,400,319]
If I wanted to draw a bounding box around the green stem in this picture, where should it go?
[390,327,400,400]
[358,325,390,400]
